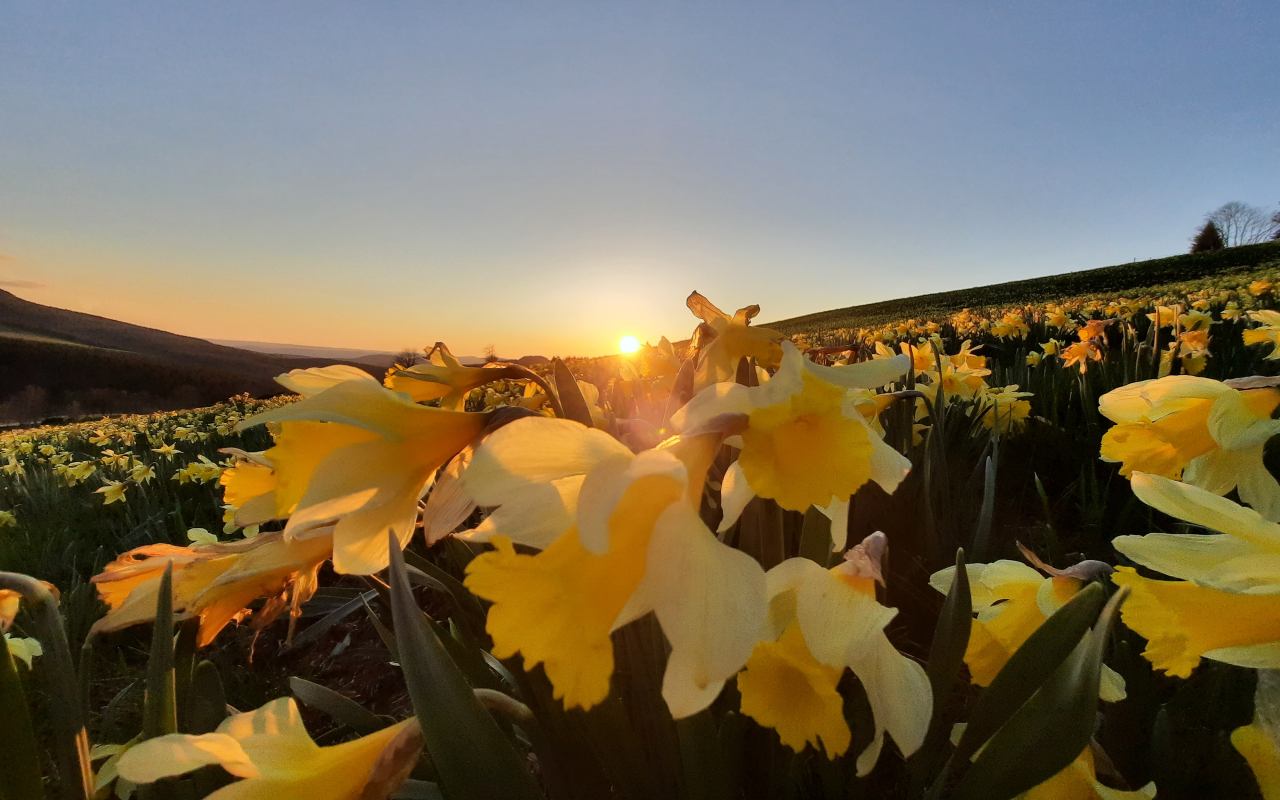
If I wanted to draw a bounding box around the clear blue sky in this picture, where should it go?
[1,2,1276,356]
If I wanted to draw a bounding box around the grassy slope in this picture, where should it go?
[765,241,1280,335]
[0,289,380,412]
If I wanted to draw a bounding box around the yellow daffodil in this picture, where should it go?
[981,385,1033,434]
[116,697,421,800]
[1099,375,1280,520]
[1022,747,1155,800]
[1042,339,1063,356]
[1245,311,1280,359]
[738,535,930,773]
[1233,671,1280,800]
[384,343,504,409]
[1148,305,1181,327]
[91,530,333,646]
[929,549,1124,700]
[460,416,766,716]
[1179,309,1213,331]
[96,480,128,505]
[1062,340,1103,373]
[4,633,42,668]
[674,341,912,535]
[3,456,26,477]
[130,463,156,483]
[1112,473,1280,677]
[151,442,181,458]
[1252,281,1274,297]
[237,377,486,574]
[1027,351,1043,367]
[686,291,785,390]
[0,509,15,528]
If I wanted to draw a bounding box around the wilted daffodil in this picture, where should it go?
[117,697,422,800]
[675,341,912,541]
[1112,473,1280,678]
[237,375,487,574]
[1099,375,1280,521]
[90,530,333,646]
[929,547,1125,701]
[461,415,766,717]
[384,342,507,409]
[737,535,930,774]
[686,291,785,390]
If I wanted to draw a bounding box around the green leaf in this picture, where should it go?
[0,639,43,800]
[678,710,732,800]
[363,596,400,658]
[391,779,446,800]
[142,562,177,739]
[186,661,228,735]
[953,582,1105,765]
[912,548,972,792]
[290,677,389,735]
[799,507,834,566]
[951,586,1129,800]
[385,533,544,800]
[552,358,595,427]
[971,447,998,562]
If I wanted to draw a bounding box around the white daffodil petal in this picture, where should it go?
[1112,532,1264,583]
[463,417,633,505]
[644,504,766,718]
[817,498,850,552]
[670,382,755,433]
[717,460,754,534]
[848,633,931,775]
[867,433,912,497]
[1131,472,1280,548]
[468,476,583,549]
[275,365,378,397]
[810,353,912,391]
[117,733,261,783]
[1204,642,1280,670]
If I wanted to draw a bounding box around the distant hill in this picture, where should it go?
[766,241,1280,336]
[0,290,381,423]
[206,339,492,367]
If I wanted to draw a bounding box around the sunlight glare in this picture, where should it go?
[618,334,641,354]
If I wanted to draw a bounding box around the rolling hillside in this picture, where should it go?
[766,241,1280,336]
[0,290,380,423]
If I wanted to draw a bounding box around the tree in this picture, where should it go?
[1205,202,1278,247]
[1190,220,1225,253]
[1273,206,1280,241]
[393,348,420,368]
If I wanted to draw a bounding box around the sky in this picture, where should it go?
[1,2,1277,357]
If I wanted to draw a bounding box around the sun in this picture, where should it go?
[618,334,641,354]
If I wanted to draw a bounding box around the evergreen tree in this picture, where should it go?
[1190,220,1225,253]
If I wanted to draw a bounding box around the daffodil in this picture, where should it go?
[674,341,912,540]
[1245,311,1280,359]
[1098,375,1280,520]
[130,463,156,483]
[276,364,379,396]
[384,342,505,409]
[4,633,42,668]
[237,377,487,574]
[187,527,219,545]
[1062,340,1102,373]
[1112,473,1280,677]
[3,456,26,477]
[1027,351,1042,367]
[1233,670,1280,800]
[116,697,422,800]
[91,530,333,646]
[686,292,785,390]
[929,548,1124,700]
[151,442,181,458]
[96,480,127,505]
[460,416,766,716]
[1022,747,1155,800]
[0,509,15,528]
[737,535,930,773]
[980,385,1033,434]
